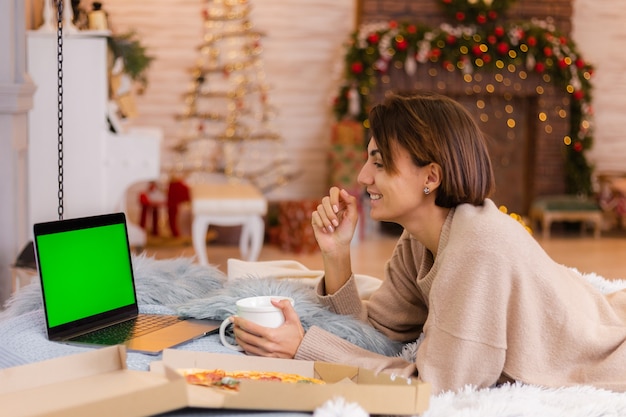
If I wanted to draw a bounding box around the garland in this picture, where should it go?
[332,1,594,195]
[440,0,517,26]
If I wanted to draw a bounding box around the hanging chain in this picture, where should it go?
[56,0,64,220]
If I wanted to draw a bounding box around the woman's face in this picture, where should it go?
[357,138,429,225]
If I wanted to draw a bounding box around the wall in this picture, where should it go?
[572,0,626,176]
[359,0,573,33]
[79,0,357,201]
[1,0,35,306]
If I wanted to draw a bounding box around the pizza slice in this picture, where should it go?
[180,369,325,391]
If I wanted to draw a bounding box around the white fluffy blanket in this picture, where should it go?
[2,254,626,417]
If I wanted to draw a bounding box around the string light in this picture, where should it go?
[166,0,296,192]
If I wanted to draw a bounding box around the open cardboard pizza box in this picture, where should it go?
[0,346,187,417]
[153,349,431,415]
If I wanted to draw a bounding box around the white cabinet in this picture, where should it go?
[26,31,161,241]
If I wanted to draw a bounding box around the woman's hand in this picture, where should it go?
[311,187,359,253]
[231,298,304,358]
[311,187,359,294]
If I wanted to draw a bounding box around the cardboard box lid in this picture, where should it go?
[0,346,188,417]
[156,349,431,415]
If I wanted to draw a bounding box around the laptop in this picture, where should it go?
[33,212,220,355]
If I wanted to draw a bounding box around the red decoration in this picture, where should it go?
[573,90,584,101]
[395,38,408,51]
[276,200,320,254]
[497,42,509,55]
[167,179,191,237]
[573,142,583,152]
[139,181,166,236]
[351,62,364,74]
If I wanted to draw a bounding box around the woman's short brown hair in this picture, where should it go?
[368,92,495,208]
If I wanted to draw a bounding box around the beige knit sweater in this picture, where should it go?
[294,199,626,394]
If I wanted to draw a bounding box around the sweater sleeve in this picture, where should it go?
[314,231,429,342]
[295,325,418,379]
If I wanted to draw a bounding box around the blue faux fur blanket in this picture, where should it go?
[0,254,403,356]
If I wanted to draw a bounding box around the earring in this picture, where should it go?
[423,186,430,195]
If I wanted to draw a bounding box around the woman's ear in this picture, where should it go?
[425,163,443,190]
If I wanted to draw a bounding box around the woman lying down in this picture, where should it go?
[230,92,626,395]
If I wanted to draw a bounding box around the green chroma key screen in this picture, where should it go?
[36,223,136,328]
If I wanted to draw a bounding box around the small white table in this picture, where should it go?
[191,182,268,265]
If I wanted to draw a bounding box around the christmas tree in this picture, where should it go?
[166,0,295,192]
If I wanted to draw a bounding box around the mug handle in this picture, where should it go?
[219,316,244,351]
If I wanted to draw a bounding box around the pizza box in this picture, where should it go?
[152,349,431,415]
[0,346,187,417]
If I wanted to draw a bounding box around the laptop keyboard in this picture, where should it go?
[70,314,182,345]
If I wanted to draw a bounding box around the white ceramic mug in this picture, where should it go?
[219,295,294,351]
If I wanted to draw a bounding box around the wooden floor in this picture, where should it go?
[140,225,626,281]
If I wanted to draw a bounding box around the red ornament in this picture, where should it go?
[573,142,584,152]
[482,53,492,63]
[472,45,483,56]
[497,42,509,55]
[456,12,466,21]
[487,35,497,45]
[446,34,457,45]
[543,46,553,57]
[367,33,380,44]
[558,59,568,69]
[351,62,364,74]
[430,48,442,59]
[395,38,408,51]
[575,58,585,69]
[573,90,584,101]
[389,21,398,29]
[488,10,498,20]
[494,26,505,37]
[407,25,417,34]
[476,14,487,25]
[534,62,545,73]
[527,36,537,47]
